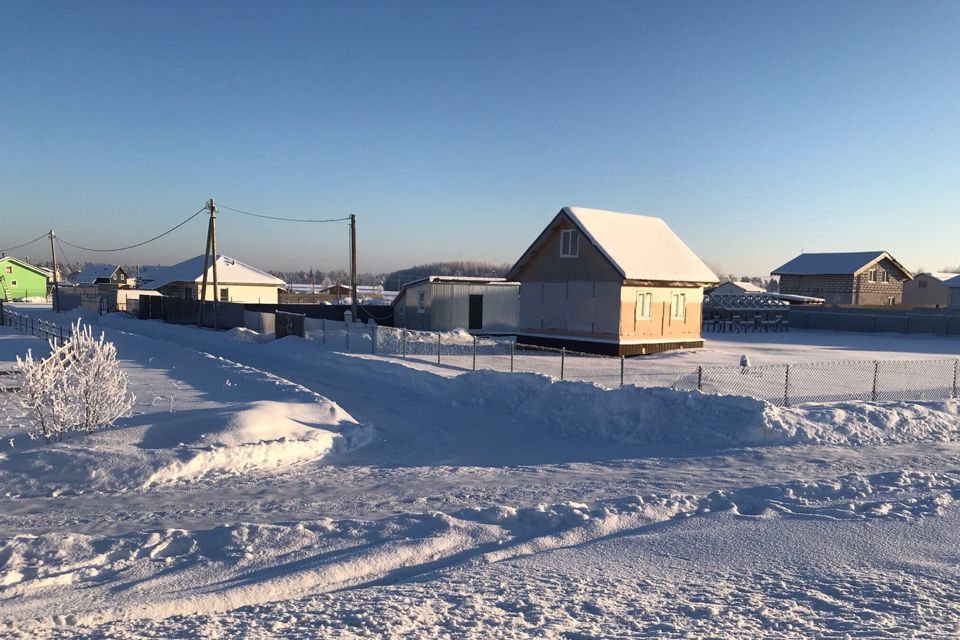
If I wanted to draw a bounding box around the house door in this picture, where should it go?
[468,295,483,330]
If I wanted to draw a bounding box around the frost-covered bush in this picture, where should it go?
[11,320,134,442]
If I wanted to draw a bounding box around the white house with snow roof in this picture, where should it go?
[772,251,913,306]
[506,206,718,356]
[139,254,286,304]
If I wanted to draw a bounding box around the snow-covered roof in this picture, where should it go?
[0,256,50,278]
[69,263,122,284]
[714,281,765,294]
[944,275,960,288]
[772,251,912,278]
[508,207,718,284]
[139,255,286,290]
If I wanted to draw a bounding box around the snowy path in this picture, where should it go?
[3,311,960,637]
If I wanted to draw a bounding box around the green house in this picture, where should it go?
[0,257,49,301]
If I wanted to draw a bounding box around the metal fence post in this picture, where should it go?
[437,332,441,365]
[697,365,703,392]
[560,348,566,381]
[953,360,958,399]
[510,341,515,372]
[472,336,477,371]
[402,328,407,358]
[871,361,879,402]
[620,356,625,387]
[345,320,350,351]
[783,364,790,407]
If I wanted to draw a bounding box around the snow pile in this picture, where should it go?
[143,399,369,486]
[440,370,960,449]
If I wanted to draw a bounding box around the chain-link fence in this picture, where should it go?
[299,319,960,406]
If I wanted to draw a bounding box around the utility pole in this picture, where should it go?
[197,199,214,327]
[49,230,59,313]
[210,198,220,330]
[349,213,358,322]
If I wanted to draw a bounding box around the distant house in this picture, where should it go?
[139,254,287,304]
[0,256,49,301]
[902,272,957,308]
[392,276,519,333]
[771,251,913,306]
[711,281,766,296]
[945,275,960,310]
[506,207,718,356]
[322,284,353,297]
[69,264,129,287]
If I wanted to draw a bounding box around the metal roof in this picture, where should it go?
[772,251,913,278]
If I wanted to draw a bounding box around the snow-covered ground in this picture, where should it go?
[2,304,960,637]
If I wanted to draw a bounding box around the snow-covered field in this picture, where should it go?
[2,304,960,637]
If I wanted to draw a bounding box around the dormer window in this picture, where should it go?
[560,229,579,258]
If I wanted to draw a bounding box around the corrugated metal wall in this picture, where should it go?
[396,282,519,332]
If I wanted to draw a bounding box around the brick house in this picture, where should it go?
[771,251,913,306]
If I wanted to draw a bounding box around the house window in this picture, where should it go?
[868,269,876,283]
[919,280,928,289]
[635,292,652,320]
[10,280,17,287]
[219,288,229,302]
[880,270,889,283]
[4,266,10,274]
[670,293,686,320]
[417,292,426,313]
[560,229,579,258]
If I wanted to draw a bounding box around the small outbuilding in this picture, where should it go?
[139,254,286,304]
[945,275,960,310]
[902,272,957,308]
[392,276,519,334]
[772,251,913,306]
[506,206,718,356]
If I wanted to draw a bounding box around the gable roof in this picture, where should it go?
[715,281,765,293]
[139,255,286,290]
[917,272,958,282]
[772,251,913,278]
[69,263,123,284]
[944,275,960,288]
[0,256,50,279]
[507,207,718,284]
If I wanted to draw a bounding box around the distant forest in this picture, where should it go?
[382,261,511,290]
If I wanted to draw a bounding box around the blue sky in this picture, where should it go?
[1,1,958,276]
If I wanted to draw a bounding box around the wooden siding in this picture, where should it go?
[511,217,622,283]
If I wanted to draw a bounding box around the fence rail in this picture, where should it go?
[298,318,960,407]
[3,302,958,408]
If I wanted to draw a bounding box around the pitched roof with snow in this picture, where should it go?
[139,255,286,290]
[0,256,50,278]
[714,281,765,294]
[944,275,960,288]
[508,207,718,284]
[772,251,913,278]
[69,263,123,284]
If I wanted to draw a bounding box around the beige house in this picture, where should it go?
[139,254,286,304]
[902,272,957,308]
[506,207,718,356]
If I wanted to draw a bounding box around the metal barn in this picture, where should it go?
[392,276,519,334]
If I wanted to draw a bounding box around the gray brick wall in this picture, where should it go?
[778,259,908,306]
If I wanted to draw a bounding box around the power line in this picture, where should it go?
[1,232,49,254]
[218,204,351,224]
[59,206,207,253]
